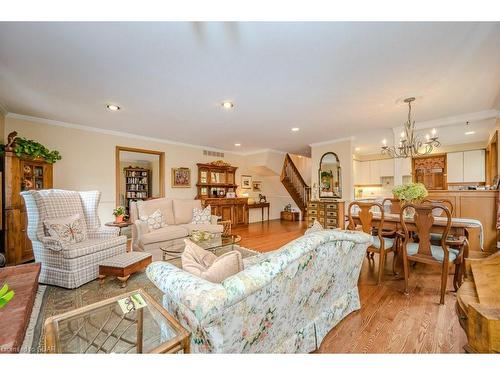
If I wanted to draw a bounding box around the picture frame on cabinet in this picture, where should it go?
[171,167,191,188]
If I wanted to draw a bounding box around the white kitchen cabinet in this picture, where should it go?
[353,159,360,185]
[358,160,371,185]
[369,160,381,184]
[447,152,464,183]
[379,159,394,177]
[463,150,485,182]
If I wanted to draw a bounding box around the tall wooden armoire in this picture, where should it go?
[3,151,53,265]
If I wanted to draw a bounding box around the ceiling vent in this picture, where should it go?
[203,150,225,158]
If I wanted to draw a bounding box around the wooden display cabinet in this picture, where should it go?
[196,161,248,227]
[3,151,53,265]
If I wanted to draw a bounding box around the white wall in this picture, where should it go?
[4,115,303,223]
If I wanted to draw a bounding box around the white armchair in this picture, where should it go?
[21,189,127,289]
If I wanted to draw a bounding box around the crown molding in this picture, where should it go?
[239,148,288,156]
[309,136,354,148]
[5,112,249,156]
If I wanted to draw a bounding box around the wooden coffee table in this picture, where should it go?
[98,252,152,287]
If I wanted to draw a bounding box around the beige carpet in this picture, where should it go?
[25,245,259,353]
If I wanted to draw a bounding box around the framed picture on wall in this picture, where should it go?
[252,181,262,192]
[171,167,191,188]
[241,175,252,189]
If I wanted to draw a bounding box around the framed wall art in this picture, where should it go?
[171,167,191,188]
[241,175,252,189]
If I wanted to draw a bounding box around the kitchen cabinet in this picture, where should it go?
[446,150,485,184]
[354,160,381,185]
[447,152,464,183]
[463,150,485,182]
[379,159,393,177]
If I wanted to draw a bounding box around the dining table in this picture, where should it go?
[347,211,484,253]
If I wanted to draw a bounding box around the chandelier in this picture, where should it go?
[381,97,440,158]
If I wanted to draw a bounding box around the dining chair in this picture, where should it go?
[348,201,398,284]
[382,198,401,214]
[399,203,467,304]
[421,198,455,245]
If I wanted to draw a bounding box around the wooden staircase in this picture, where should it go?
[280,154,311,219]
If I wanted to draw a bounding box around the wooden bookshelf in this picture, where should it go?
[124,167,151,215]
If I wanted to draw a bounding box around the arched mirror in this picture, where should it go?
[318,152,342,199]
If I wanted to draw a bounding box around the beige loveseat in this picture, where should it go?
[129,198,222,259]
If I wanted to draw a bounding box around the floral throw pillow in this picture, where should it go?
[191,205,212,224]
[44,214,87,245]
[140,209,165,231]
[305,219,324,235]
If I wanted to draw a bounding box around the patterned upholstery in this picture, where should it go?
[21,189,127,289]
[99,251,151,268]
[147,230,371,353]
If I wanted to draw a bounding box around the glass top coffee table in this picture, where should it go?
[44,289,190,354]
[161,234,242,261]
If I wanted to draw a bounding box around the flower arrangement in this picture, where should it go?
[392,182,428,204]
[113,206,126,223]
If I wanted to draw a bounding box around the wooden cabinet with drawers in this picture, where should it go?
[307,200,345,229]
[202,197,249,227]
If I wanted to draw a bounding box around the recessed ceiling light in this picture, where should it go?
[106,104,120,111]
[221,101,234,109]
[465,131,476,135]
[234,143,241,147]
[291,127,300,132]
[355,147,360,152]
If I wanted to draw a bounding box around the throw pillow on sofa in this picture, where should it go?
[305,219,324,235]
[191,205,212,224]
[181,239,243,283]
[140,209,165,231]
[44,214,87,245]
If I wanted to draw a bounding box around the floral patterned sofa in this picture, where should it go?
[146,229,371,353]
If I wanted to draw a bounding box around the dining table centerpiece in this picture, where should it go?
[392,183,428,218]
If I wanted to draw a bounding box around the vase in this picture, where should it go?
[115,215,124,223]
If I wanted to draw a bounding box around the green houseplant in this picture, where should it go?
[392,182,428,217]
[392,182,428,204]
[1,132,62,164]
[113,206,126,223]
[0,283,15,309]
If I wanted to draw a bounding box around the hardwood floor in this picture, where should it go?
[233,219,467,353]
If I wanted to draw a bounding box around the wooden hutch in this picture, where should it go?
[196,161,248,227]
[2,151,53,265]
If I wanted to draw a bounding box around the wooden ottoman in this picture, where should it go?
[98,252,152,288]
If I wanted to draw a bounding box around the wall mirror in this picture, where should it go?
[318,152,342,199]
[115,146,165,216]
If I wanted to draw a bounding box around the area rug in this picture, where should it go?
[24,245,259,353]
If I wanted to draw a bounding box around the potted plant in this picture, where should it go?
[0,283,14,309]
[113,206,126,223]
[1,132,62,164]
[392,182,428,217]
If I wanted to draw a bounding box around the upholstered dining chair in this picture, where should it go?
[382,198,401,214]
[399,203,467,304]
[421,198,455,245]
[348,201,398,284]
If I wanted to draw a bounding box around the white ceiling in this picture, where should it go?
[0,22,499,155]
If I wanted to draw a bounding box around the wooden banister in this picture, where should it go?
[280,154,310,218]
